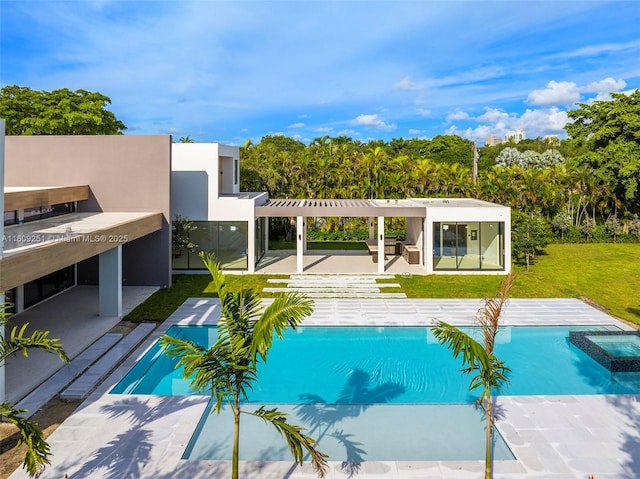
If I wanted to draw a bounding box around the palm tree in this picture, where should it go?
[159,252,328,479]
[431,272,514,479]
[0,306,69,478]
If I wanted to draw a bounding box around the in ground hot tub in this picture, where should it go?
[570,331,640,372]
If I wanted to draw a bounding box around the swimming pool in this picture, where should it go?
[111,323,640,463]
[112,324,640,401]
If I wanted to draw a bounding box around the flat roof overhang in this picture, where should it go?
[255,199,426,218]
[4,185,90,211]
[0,212,163,290]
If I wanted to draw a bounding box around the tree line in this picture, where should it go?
[240,90,640,242]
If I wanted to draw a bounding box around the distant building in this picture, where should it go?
[485,135,502,147]
[504,129,526,143]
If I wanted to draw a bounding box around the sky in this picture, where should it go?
[2,1,639,146]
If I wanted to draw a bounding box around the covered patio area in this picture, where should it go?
[255,249,427,275]
[255,198,426,274]
[4,285,157,404]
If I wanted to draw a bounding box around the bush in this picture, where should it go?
[605,215,623,240]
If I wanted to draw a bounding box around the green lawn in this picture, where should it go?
[125,273,286,322]
[396,243,640,325]
[126,243,640,326]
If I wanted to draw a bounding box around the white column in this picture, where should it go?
[99,245,122,317]
[377,216,385,273]
[368,217,375,240]
[264,217,270,252]
[296,216,304,273]
[14,286,24,314]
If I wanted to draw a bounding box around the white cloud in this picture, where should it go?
[288,122,305,128]
[527,81,580,106]
[582,77,626,100]
[446,106,569,143]
[350,114,397,131]
[336,129,360,137]
[416,108,432,117]
[476,108,513,130]
[446,109,470,121]
[514,107,569,135]
[408,128,424,135]
[393,76,424,91]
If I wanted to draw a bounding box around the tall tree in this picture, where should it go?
[0,85,126,135]
[431,273,514,479]
[160,253,328,479]
[511,211,552,272]
[1,307,69,477]
[565,90,640,213]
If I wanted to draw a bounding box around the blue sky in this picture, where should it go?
[2,1,639,145]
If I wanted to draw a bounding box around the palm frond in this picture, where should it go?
[431,321,493,374]
[0,323,69,364]
[247,406,329,478]
[478,272,515,353]
[0,402,50,477]
[251,293,313,362]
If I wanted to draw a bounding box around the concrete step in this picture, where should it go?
[265,282,401,289]
[287,274,395,280]
[15,333,123,417]
[60,323,156,400]
[297,292,407,298]
[264,287,383,294]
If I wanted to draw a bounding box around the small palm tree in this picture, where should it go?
[0,305,69,478]
[160,252,328,479]
[431,272,514,479]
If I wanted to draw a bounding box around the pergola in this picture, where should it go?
[254,198,426,273]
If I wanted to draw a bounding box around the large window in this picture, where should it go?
[433,222,504,271]
[23,202,75,223]
[23,266,75,309]
[173,220,248,270]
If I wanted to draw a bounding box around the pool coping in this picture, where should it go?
[9,297,640,478]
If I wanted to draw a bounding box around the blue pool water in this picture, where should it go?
[112,324,640,401]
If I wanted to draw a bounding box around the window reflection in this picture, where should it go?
[433,222,504,271]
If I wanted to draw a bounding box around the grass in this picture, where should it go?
[126,243,640,326]
[125,273,287,322]
[396,243,640,325]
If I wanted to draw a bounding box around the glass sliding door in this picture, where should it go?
[255,218,265,265]
[434,221,504,271]
[479,222,504,270]
[174,220,249,270]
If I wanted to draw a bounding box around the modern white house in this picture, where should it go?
[0,131,510,405]
[170,143,511,275]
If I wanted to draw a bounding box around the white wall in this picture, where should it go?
[171,143,268,273]
[171,143,242,221]
[423,200,511,274]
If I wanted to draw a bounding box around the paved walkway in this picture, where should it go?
[264,274,407,298]
[9,297,640,479]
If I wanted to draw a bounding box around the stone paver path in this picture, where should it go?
[264,274,407,298]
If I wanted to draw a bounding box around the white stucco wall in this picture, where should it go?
[171,143,268,273]
[171,143,242,221]
[421,199,511,274]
